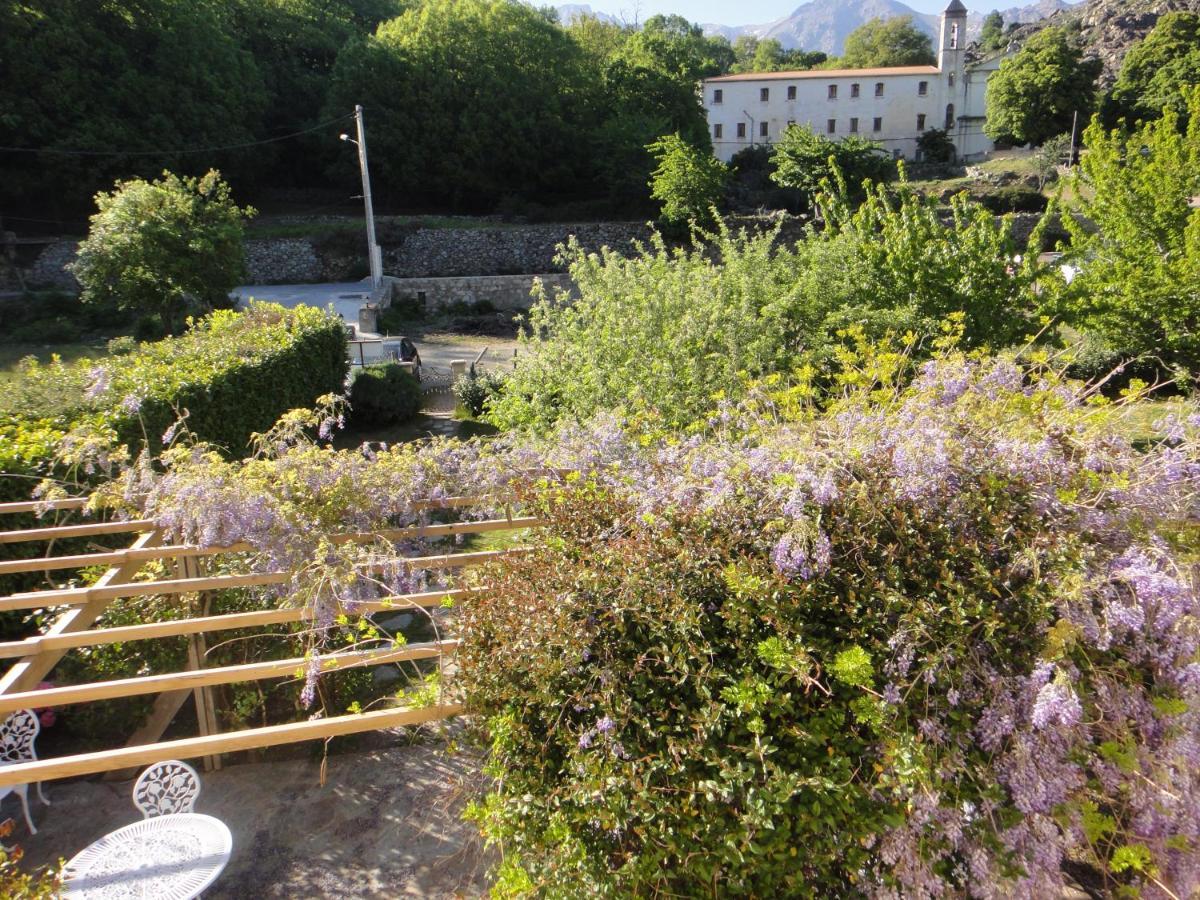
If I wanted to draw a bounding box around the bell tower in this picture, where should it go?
[939,0,967,73]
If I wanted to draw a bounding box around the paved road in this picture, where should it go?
[232,280,518,385]
[232,280,373,322]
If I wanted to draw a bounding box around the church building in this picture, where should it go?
[701,1,1004,163]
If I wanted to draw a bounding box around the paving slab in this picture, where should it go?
[14,733,490,898]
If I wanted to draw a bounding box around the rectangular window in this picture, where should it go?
[849,117,859,133]
[828,84,837,100]
[760,121,769,138]
[873,116,883,132]
[918,81,928,96]
[736,122,746,139]
[949,72,956,88]
[917,113,926,131]
[760,87,769,102]
[787,85,796,100]
[851,83,860,98]
[875,82,884,98]
[713,123,723,139]
[827,118,836,134]
[713,89,723,104]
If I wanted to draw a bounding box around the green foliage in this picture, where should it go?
[647,133,728,227]
[0,0,268,205]
[1032,133,1072,189]
[1049,89,1200,375]
[978,11,1006,53]
[730,36,826,74]
[0,303,348,459]
[325,0,601,209]
[0,831,61,899]
[985,26,1101,146]
[70,170,253,335]
[839,15,935,68]
[348,362,422,426]
[1109,12,1200,127]
[770,123,893,204]
[487,184,1041,431]
[453,370,507,417]
[916,127,956,164]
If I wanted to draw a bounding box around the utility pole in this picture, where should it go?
[341,105,382,291]
[1068,110,1079,170]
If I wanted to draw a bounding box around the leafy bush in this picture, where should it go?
[1048,89,1200,377]
[647,132,728,228]
[461,348,1200,898]
[975,186,1048,214]
[917,127,956,164]
[770,123,894,205]
[70,169,253,335]
[453,370,506,417]
[489,187,1042,432]
[348,363,422,427]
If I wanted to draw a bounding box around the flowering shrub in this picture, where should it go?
[459,346,1200,897]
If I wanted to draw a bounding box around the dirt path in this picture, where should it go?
[17,732,491,898]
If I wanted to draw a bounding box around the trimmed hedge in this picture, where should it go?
[0,302,347,601]
[0,302,348,460]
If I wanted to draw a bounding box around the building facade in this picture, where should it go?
[702,1,1000,163]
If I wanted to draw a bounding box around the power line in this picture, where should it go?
[0,113,356,158]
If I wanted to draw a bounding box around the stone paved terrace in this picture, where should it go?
[15,732,489,898]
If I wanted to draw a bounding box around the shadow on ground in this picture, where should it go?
[17,732,491,898]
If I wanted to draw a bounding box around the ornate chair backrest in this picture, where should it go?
[132,760,201,818]
[0,710,40,764]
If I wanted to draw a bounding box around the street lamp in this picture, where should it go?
[340,105,382,291]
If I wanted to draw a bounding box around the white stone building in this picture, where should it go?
[702,0,1002,164]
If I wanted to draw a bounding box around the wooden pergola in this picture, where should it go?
[0,494,538,789]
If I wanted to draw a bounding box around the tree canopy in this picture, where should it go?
[70,170,253,334]
[647,133,728,227]
[839,16,935,69]
[770,124,893,205]
[978,12,1006,53]
[984,26,1101,146]
[1109,12,1200,126]
[730,36,827,74]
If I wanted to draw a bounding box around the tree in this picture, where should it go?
[731,36,827,74]
[0,0,267,208]
[917,128,956,164]
[770,124,893,205]
[985,26,1101,146]
[70,170,253,335]
[325,0,599,208]
[1109,12,1200,126]
[978,12,1005,53]
[647,134,728,227]
[1051,88,1200,373]
[839,16,935,69]
[1031,132,1071,188]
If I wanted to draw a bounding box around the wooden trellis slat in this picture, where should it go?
[0,589,472,659]
[0,498,90,515]
[0,640,459,714]
[0,703,464,788]
[0,519,155,544]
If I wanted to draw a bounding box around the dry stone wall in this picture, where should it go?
[384,273,575,312]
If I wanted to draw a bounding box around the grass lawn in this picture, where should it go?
[0,341,107,380]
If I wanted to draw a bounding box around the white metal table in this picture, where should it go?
[63,813,232,900]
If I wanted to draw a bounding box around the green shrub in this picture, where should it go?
[976,186,1048,213]
[348,363,422,427]
[453,370,506,417]
[106,335,137,356]
[6,316,82,344]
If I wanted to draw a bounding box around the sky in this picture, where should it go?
[570,0,1047,26]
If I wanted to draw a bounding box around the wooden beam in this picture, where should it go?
[0,589,472,659]
[0,640,460,714]
[0,519,154,544]
[0,531,161,696]
[0,498,89,515]
[0,704,464,787]
[0,572,287,612]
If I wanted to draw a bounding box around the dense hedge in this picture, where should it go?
[348,363,422,427]
[0,302,346,598]
[0,302,347,460]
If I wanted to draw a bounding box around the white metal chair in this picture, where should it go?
[132,759,201,819]
[0,709,50,835]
